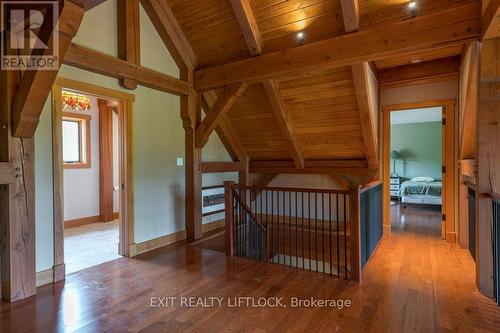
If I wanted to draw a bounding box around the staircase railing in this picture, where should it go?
[492,193,500,306]
[224,181,358,280]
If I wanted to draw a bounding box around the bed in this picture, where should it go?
[400,178,442,206]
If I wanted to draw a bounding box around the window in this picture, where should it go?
[62,112,91,169]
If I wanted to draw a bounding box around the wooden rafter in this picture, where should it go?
[140,0,197,70]
[117,0,141,89]
[482,0,500,40]
[352,63,378,169]
[378,57,461,88]
[64,43,191,95]
[194,2,481,90]
[229,0,263,56]
[341,0,378,170]
[201,91,247,162]
[195,82,248,148]
[249,160,371,176]
[230,0,304,169]
[262,80,304,169]
[72,0,107,11]
[11,0,84,137]
[459,42,479,159]
[340,0,360,33]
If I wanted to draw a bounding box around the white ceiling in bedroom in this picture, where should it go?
[390,107,442,124]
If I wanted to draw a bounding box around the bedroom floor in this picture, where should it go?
[391,202,442,236]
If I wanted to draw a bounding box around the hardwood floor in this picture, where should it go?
[1,209,499,332]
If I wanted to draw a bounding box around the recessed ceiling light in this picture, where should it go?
[296,31,305,43]
[409,57,422,64]
[408,1,416,9]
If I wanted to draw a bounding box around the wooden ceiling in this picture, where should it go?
[154,0,480,172]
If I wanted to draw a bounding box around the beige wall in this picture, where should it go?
[34,0,233,272]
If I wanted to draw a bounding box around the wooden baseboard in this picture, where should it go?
[383,224,391,235]
[64,215,100,228]
[129,219,225,257]
[53,263,65,282]
[446,231,457,243]
[36,268,54,287]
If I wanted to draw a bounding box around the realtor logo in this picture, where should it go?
[1,0,59,70]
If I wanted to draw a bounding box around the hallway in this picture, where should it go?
[1,215,499,332]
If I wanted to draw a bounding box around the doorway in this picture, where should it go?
[382,100,457,241]
[51,77,134,277]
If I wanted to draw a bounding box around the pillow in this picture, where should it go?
[410,177,434,182]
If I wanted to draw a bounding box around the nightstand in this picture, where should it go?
[390,177,401,199]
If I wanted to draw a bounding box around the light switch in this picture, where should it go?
[176,158,184,166]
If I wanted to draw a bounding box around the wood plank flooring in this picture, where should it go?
[1,205,499,332]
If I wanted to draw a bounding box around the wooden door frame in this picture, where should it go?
[51,77,135,281]
[382,99,457,242]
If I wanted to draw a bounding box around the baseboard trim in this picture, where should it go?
[53,263,65,282]
[36,268,54,287]
[129,219,225,257]
[446,231,457,243]
[113,212,119,219]
[64,215,100,228]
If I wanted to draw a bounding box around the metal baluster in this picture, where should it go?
[329,193,332,275]
[315,192,318,272]
[289,190,292,267]
[322,192,325,274]
[308,191,311,271]
[302,191,305,270]
[271,190,274,263]
[336,194,340,278]
[295,191,299,268]
[344,193,347,279]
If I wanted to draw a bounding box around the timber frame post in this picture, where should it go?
[348,185,362,282]
[224,181,235,256]
[0,66,36,302]
[181,69,203,241]
[476,37,500,297]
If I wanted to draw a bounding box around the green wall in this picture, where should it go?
[390,121,442,180]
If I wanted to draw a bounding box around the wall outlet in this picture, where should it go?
[176,158,184,166]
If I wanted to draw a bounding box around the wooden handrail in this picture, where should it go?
[359,180,382,193]
[234,184,349,195]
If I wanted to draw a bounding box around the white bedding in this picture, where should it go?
[401,194,442,205]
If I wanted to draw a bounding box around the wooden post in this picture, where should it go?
[98,99,114,222]
[476,37,500,297]
[0,65,36,302]
[181,69,202,241]
[349,185,361,282]
[224,181,235,256]
[117,0,140,89]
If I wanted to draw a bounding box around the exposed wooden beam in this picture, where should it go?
[181,69,202,241]
[201,162,246,173]
[0,162,13,185]
[201,91,247,162]
[250,173,277,200]
[341,0,360,33]
[140,0,197,70]
[262,80,304,169]
[195,83,248,148]
[378,57,461,87]
[459,43,479,159]
[352,63,378,170]
[229,0,263,55]
[194,3,481,90]
[117,0,141,89]
[71,0,107,11]
[482,0,500,40]
[11,1,84,138]
[476,38,500,297]
[64,43,191,95]
[249,160,371,176]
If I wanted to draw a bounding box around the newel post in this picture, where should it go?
[224,181,235,256]
[349,185,361,282]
